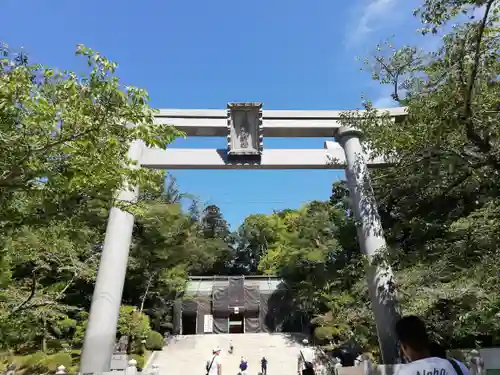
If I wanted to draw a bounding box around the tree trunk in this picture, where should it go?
[139,273,155,313]
[41,317,47,352]
[127,335,135,355]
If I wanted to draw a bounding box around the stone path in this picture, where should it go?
[148,333,305,375]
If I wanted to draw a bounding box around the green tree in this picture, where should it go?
[123,181,235,332]
[0,44,182,229]
[200,205,230,240]
[233,214,281,274]
[341,0,500,347]
[117,306,151,354]
[250,199,369,346]
[198,204,234,275]
[0,43,182,352]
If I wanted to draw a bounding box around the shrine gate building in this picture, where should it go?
[173,276,299,335]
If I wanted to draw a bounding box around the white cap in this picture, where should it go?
[213,347,221,353]
[302,339,309,345]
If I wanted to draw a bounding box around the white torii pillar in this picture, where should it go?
[80,140,143,373]
[334,126,400,364]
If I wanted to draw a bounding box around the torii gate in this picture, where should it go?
[80,103,407,372]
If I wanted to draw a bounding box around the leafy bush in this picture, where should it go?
[72,313,89,346]
[314,326,337,341]
[145,331,164,351]
[44,352,72,372]
[22,352,48,373]
[21,351,73,373]
[47,339,64,351]
[130,354,145,370]
[118,306,151,341]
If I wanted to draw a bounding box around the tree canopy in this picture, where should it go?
[0,44,231,370]
[339,0,500,348]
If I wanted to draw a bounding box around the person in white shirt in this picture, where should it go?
[394,316,470,375]
[354,354,364,367]
[206,347,222,375]
[298,338,316,375]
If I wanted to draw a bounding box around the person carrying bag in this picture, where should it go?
[300,348,315,375]
[206,347,222,375]
[206,355,216,375]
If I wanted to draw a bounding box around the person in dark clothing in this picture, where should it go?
[430,342,447,359]
[261,357,267,375]
[394,316,470,375]
[331,347,355,367]
[239,357,248,375]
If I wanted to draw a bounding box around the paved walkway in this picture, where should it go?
[149,333,305,375]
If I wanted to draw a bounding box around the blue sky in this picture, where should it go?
[2,0,430,229]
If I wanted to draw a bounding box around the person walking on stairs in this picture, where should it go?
[394,316,470,375]
[298,338,316,375]
[206,347,222,375]
[261,356,268,375]
[239,356,248,375]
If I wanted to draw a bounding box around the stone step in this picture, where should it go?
[150,333,304,375]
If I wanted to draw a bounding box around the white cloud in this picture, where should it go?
[366,82,395,108]
[347,0,398,45]
[373,95,397,108]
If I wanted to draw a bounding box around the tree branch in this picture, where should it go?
[0,127,98,188]
[139,272,156,313]
[375,57,402,102]
[462,0,495,156]
[9,253,98,315]
[0,101,113,188]
[11,270,38,313]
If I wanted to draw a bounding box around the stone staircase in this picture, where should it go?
[150,333,306,375]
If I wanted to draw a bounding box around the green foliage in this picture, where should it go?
[237,199,370,346]
[145,331,164,351]
[118,306,151,341]
[22,352,48,373]
[339,0,500,351]
[314,326,339,341]
[232,214,282,274]
[0,43,183,353]
[44,352,73,372]
[0,44,182,205]
[125,183,233,323]
[258,201,362,313]
[0,43,232,356]
[130,353,145,370]
[244,0,500,356]
[18,350,73,374]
